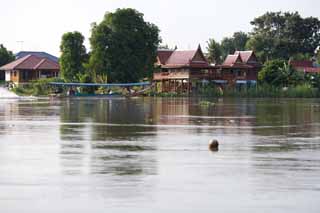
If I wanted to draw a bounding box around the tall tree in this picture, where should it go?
[247,11,320,62]
[220,31,249,60]
[0,44,15,66]
[0,44,15,80]
[206,38,222,64]
[59,31,87,82]
[89,8,161,83]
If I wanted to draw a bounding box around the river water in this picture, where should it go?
[0,97,319,212]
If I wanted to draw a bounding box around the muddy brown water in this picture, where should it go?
[0,97,319,212]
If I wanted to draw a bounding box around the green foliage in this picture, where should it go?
[0,44,15,80]
[206,38,222,64]
[0,44,15,66]
[59,31,87,82]
[89,8,161,83]
[79,73,95,94]
[247,11,320,62]
[220,31,249,59]
[199,101,215,107]
[259,59,305,87]
[309,73,320,89]
[12,78,64,96]
[197,84,224,97]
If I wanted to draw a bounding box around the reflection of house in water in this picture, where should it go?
[150,98,257,135]
[59,99,158,179]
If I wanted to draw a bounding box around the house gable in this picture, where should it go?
[191,45,208,64]
[223,54,243,66]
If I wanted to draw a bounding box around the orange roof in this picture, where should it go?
[0,54,59,71]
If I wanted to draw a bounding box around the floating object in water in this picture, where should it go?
[209,139,219,151]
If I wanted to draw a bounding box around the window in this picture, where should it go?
[14,71,17,77]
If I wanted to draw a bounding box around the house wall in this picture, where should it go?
[10,70,20,83]
[9,69,59,84]
[5,71,11,81]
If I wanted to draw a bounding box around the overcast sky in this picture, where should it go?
[1,0,319,56]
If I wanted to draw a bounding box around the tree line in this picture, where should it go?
[59,8,160,83]
[1,10,320,86]
[206,11,320,90]
[207,11,320,65]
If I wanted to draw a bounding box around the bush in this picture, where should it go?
[12,78,64,96]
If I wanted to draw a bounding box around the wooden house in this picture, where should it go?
[0,54,59,84]
[289,60,320,74]
[153,45,217,93]
[216,51,262,89]
[153,47,261,93]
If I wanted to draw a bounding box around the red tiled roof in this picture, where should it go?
[303,67,320,73]
[34,58,59,70]
[234,51,254,63]
[165,50,197,65]
[157,45,209,68]
[223,54,242,65]
[218,64,253,69]
[0,54,59,71]
[290,60,313,68]
[0,55,33,70]
[157,50,174,64]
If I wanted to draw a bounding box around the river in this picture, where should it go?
[0,97,319,212]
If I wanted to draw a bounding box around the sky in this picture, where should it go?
[0,0,319,57]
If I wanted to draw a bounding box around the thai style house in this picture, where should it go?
[289,60,320,74]
[216,51,262,89]
[153,46,262,93]
[153,45,217,93]
[0,54,59,84]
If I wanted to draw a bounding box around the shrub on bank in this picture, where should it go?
[12,78,64,96]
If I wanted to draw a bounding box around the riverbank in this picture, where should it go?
[8,78,320,99]
[151,84,320,98]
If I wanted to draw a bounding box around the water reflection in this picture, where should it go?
[59,98,158,177]
[1,98,320,212]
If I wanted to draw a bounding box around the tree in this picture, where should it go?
[158,44,170,50]
[89,8,161,83]
[259,59,304,87]
[0,44,15,80]
[59,31,87,82]
[220,31,249,59]
[0,44,15,66]
[247,11,320,62]
[206,38,222,64]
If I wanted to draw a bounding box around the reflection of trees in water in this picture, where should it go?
[254,100,320,137]
[0,100,61,138]
[60,99,92,141]
[59,98,158,177]
[251,100,320,164]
